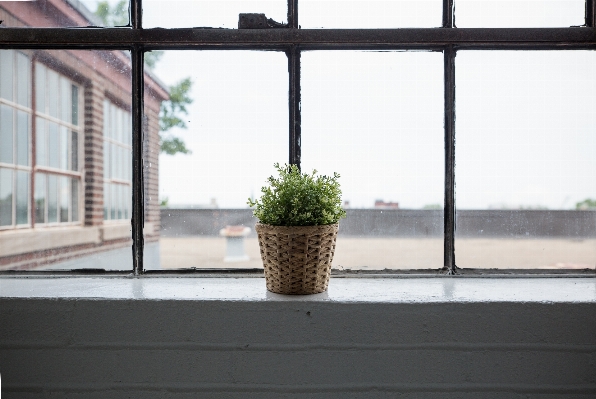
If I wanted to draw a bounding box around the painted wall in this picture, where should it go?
[1,278,595,398]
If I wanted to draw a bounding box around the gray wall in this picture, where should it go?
[1,298,595,398]
[161,209,596,238]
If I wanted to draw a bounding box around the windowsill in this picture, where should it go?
[1,275,595,303]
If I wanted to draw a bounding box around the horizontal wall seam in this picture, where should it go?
[4,382,596,394]
[2,342,595,352]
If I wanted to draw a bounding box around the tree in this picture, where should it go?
[159,78,193,155]
[94,1,193,156]
[94,0,128,26]
[144,51,164,69]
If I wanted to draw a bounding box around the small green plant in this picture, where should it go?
[248,163,347,226]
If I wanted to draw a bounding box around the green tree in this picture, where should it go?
[144,51,164,69]
[94,2,193,156]
[94,0,128,26]
[159,78,193,155]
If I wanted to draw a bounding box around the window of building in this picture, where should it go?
[103,99,132,222]
[0,0,594,274]
[0,50,31,229]
[34,62,82,226]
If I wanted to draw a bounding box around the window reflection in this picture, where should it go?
[0,47,159,271]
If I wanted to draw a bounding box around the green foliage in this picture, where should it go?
[159,77,193,131]
[422,204,442,210]
[159,197,169,207]
[159,77,193,155]
[248,164,347,226]
[576,198,596,210]
[160,136,191,155]
[94,3,192,155]
[144,51,164,70]
[94,0,128,26]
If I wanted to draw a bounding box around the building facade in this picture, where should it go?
[0,1,168,270]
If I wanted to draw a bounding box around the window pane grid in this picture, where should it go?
[0,0,593,273]
[32,62,82,227]
[103,99,132,222]
[0,50,32,229]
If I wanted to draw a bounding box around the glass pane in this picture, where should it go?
[60,126,68,170]
[16,52,31,108]
[36,118,47,167]
[0,105,13,164]
[60,77,70,123]
[71,131,78,171]
[117,184,123,220]
[35,173,46,224]
[71,179,79,222]
[0,1,129,28]
[109,103,116,141]
[104,182,109,220]
[301,0,442,28]
[111,182,117,220]
[456,51,596,269]
[144,0,286,29]
[124,185,130,220]
[48,175,58,223]
[36,63,46,115]
[16,111,29,166]
[0,50,14,102]
[48,122,59,168]
[0,49,132,271]
[15,170,29,225]
[147,50,287,270]
[103,141,110,179]
[48,69,59,118]
[111,143,117,179]
[455,0,585,28]
[59,176,69,223]
[71,85,79,126]
[0,168,13,226]
[302,51,444,270]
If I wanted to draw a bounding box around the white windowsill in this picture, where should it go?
[1,276,595,303]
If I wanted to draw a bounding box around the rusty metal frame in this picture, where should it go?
[1,0,595,275]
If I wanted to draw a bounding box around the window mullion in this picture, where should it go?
[131,46,144,275]
[132,0,142,29]
[288,45,301,169]
[288,0,298,29]
[131,0,144,275]
[587,0,596,27]
[443,45,456,274]
[443,0,454,28]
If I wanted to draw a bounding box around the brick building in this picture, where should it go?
[0,1,168,270]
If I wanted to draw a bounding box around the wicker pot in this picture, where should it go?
[255,223,339,295]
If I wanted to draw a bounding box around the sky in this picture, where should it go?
[80,1,595,209]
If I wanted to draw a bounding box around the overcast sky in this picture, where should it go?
[81,1,595,209]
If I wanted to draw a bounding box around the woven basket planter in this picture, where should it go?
[255,223,339,295]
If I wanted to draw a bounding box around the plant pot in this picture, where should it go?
[255,223,339,295]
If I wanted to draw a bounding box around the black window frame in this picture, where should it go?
[1,0,595,275]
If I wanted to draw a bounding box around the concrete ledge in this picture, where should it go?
[0,277,595,398]
[101,223,132,241]
[0,227,101,257]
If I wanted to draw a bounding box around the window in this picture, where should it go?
[34,62,82,226]
[0,0,594,274]
[0,50,31,229]
[103,99,132,222]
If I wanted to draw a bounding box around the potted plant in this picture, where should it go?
[248,163,346,294]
